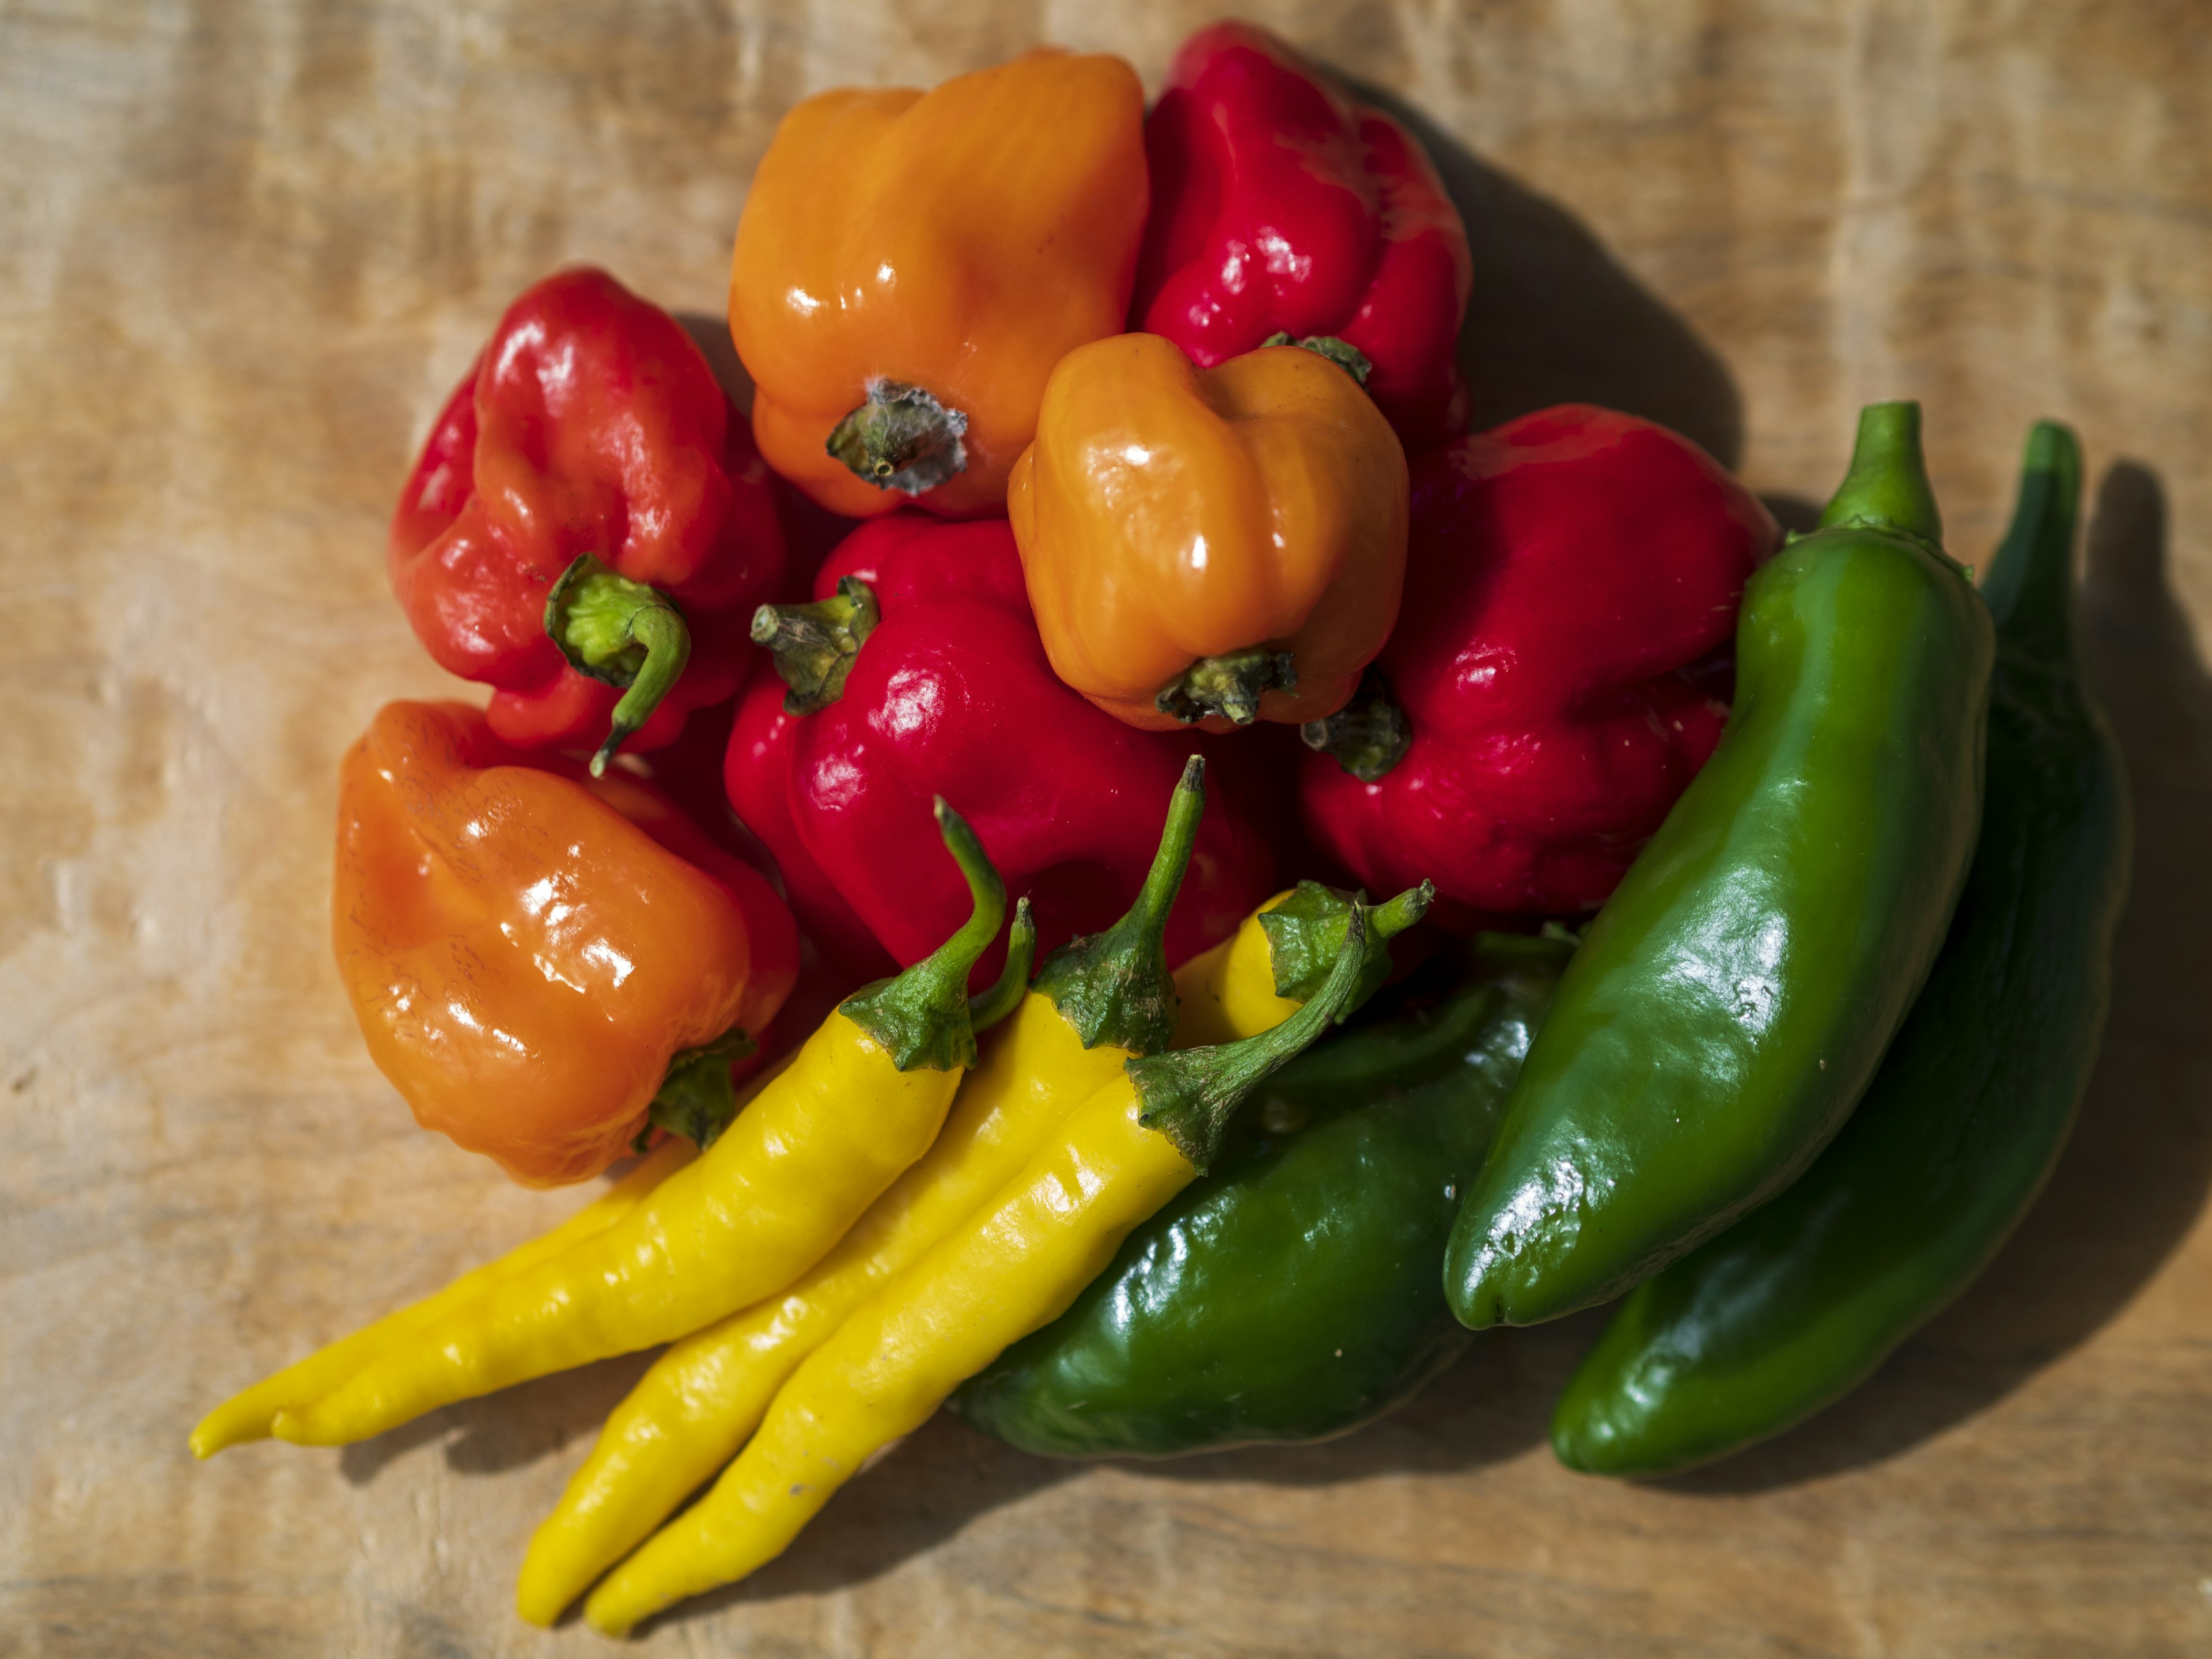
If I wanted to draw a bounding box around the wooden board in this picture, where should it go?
[4,2,2210,1653]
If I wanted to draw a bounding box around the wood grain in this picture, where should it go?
[3,3,2209,1654]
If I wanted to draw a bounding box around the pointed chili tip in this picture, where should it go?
[1819,400,1944,551]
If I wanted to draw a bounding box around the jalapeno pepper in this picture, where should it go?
[1446,403,1996,1330]
[953,932,1568,1459]
[1550,422,2131,1476]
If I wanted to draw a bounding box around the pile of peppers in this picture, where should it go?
[195,17,2131,1636]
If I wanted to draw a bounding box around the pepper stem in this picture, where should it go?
[1260,331,1374,387]
[1131,907,1371,1172]
[1029,755,1208,1056]
[967,897,1036,1036]
[1817,402,1947,558]
[1259,878,1434,1015]
[1154,647,1297,726]
[544,555,694,776]
[837,798,1008,1073]
[751,577,880,715]
[825,378,971,496]
[1979,421,2082,665]
[1301,666,1412,782]
[629,1026,759,1154]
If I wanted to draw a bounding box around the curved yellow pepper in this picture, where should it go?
[583,911,1378,1635]
[517,761,1210,1626]
[202,801,1009,1453]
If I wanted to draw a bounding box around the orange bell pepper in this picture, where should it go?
[729,50,1147,520]
[1009,333,1408,733]
[333,701,798,1186]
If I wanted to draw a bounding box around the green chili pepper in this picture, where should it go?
[1550,422,2130,1476]
[949,934,1570,1459]
[1446,402,1996,1331]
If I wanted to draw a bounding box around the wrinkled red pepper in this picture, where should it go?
[1131,22,1474,451]
[391,267,786,772]
[1300,405,1780,921]
[726,515,1282,986]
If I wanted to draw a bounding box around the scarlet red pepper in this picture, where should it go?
[726,515,1281,985]
[1131,22,1473,452]
[1300,405,1779,922]
[390,267,786,772]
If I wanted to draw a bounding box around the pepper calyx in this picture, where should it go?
[1301,666,1412,781]
[630,1025,758,1154]
[1260,877,1434,1017]
[1816,401,1960,572]
[1260,331,1374,387]
[752,577,880,716]
[1154,647,1297,726]
[838,797,1008,1073]
[826,378,971,495]
[1131,907,1370,1173]
[544,554,693,777]
[1031,755,1207,1058]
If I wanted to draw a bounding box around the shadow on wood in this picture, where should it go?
[1660,460,2212,1494]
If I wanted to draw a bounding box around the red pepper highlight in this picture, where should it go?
[1300,405,1780,922]
[389,267,786,770]
[1131,22,1474,451]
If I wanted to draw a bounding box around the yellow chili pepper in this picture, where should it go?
[212,801,1010,1452]
[582,910,1377,1635]
[517,760,1211,1626]
[1172,878,1434,1048]
[188,1134,697,1460]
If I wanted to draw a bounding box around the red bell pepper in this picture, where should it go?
[1300,405,1781,922]
[726,515,1282,985]
[391,267,786,773]
[1131,22,1473,451]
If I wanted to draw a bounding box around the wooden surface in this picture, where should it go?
[5,3,2210,1654]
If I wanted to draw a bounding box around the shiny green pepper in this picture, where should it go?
[951,934,1570,1458]
[1551,422,2131,1476]
[1446,402,1996,1330]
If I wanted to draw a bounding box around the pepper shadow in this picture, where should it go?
[336,1349,662,1486]
[1657,459,2212,1495]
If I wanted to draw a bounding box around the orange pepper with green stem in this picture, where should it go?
[729,50,1147,519]
[1009,332,1408,732]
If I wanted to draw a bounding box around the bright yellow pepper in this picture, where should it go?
[1172,879,1434,1048]
[517,760,1210,1625]
[198,801,1013,1453]
[582,912,1377,1635]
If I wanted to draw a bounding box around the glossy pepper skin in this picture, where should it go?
[729,51,1146,519]
[1551,424,2131,1477]
[330,702,797,1186]
[1132,21,1474,450]
[1302,405,1780,922]
[390,268,786,770]
[730,514,1281,986]
[517,766,1209,1626]
[231,804,1016,1450]
[583,918,1376,1635]
[1010,333,1408,732]
[1446,403,1995,1330]
[956,933,1567,1459]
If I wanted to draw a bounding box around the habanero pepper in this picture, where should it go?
[391,267,786,773]
[211,803,1019,1450]
[1301,404,1780,923]
[1446,403,1995,1331]
[329,701,798,1186]
[1134,21,1474,451]
[732,514,1281,987]
[520,765,1206,1624]
[730,51,1146,518]
[1010,333,1408,732]
[956,931,1569,1459]
[582,917,1376,1635]
[1552,423,2130,1477]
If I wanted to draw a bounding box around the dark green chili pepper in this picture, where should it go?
[1550,422,2130,1476]
[950,934,1570,1459]
[1446,402,1995,1330]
